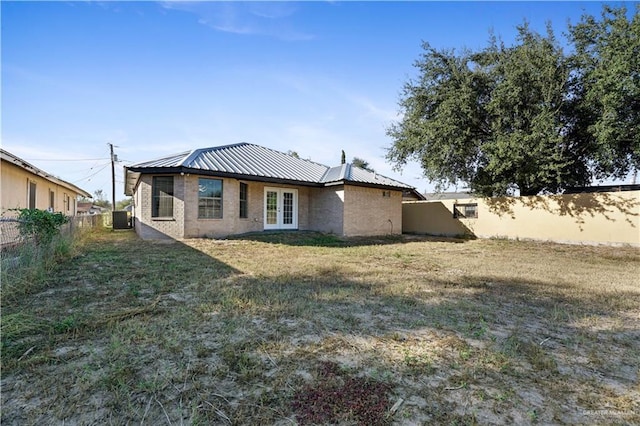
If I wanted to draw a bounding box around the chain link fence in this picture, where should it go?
[1,214,103,271]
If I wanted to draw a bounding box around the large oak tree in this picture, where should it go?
[387,5,639,196]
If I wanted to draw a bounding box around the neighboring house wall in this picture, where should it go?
[343,186,403,236]
[1,160,79,216]
[403,190,640,246]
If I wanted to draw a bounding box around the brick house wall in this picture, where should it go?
[182,177,312,238]
[309,186,345,234]
[342,185,402,236]
[131,174,404,239]
[133,174,185,240]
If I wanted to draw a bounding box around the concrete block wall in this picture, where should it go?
[403,190,640,246]
[342,185,402,236]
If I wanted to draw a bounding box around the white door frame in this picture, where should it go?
[264,187,298,230]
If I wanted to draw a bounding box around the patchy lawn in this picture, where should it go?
[2,228,639,425]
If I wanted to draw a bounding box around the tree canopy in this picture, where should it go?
[352,157,374,172]
[387,5,639,196]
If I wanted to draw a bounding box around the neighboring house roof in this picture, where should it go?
[125,143,424,198]
[423,191,474,201]
[564,184,640,194]
[77,202,106,214]
[0,149,92,198]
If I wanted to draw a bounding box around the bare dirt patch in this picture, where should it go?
[2,229,639,425]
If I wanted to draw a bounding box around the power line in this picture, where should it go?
[72,163,110,183]
[23,158,110,161]
[54,161,112,176]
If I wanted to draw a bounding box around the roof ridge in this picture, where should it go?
[131,150,191,167]
[343,163,351,180]
[176,149,200,167]
[199,142,250,152]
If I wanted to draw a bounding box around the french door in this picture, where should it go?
[264,187,298,230]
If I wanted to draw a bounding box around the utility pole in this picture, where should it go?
[108,143,116,211]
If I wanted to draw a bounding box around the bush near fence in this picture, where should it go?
[1,214,103,275]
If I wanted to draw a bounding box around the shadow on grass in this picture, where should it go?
[228,230,468,247]
[1,228,242,367]
[204,268,639,332]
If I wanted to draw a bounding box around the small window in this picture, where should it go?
[65,194,70,212]
[152,176,174,217]
[198,178,223,219]
[382,190,391,198]
[28,181,37,209]
[239,182,248,219]
[49,190,55,210]
[453,203,478,219]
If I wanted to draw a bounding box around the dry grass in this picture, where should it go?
[1,228,639,425]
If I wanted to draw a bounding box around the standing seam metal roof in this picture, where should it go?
[127,143,413,189]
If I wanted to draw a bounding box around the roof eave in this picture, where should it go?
[324,179,415,192]
[1,149,92,198]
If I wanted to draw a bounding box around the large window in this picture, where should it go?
[239,182,248,219]
[152,176,174,217]
[198,178,223,219]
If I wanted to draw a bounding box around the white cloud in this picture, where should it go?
[159,2,314,41]
[334,89,397,124]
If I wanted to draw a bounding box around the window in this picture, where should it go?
[64,194,70,212]
[28,181,36,209]
[382,190,391,198]
[152,176,174,217]
[239,182,248,219]
[198,178,223,219]
[49,190,55,211]
[453,203,478,219]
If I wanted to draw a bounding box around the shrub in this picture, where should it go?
[14,209,68,244]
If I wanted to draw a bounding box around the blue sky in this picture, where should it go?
[1,1,619,199]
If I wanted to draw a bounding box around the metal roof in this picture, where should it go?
[320,163,413,188]
[125,143,417,194]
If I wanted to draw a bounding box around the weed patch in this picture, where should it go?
[291,361,393,425]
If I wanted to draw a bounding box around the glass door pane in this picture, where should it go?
[266,191,278,225]
[282,192,293,225]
